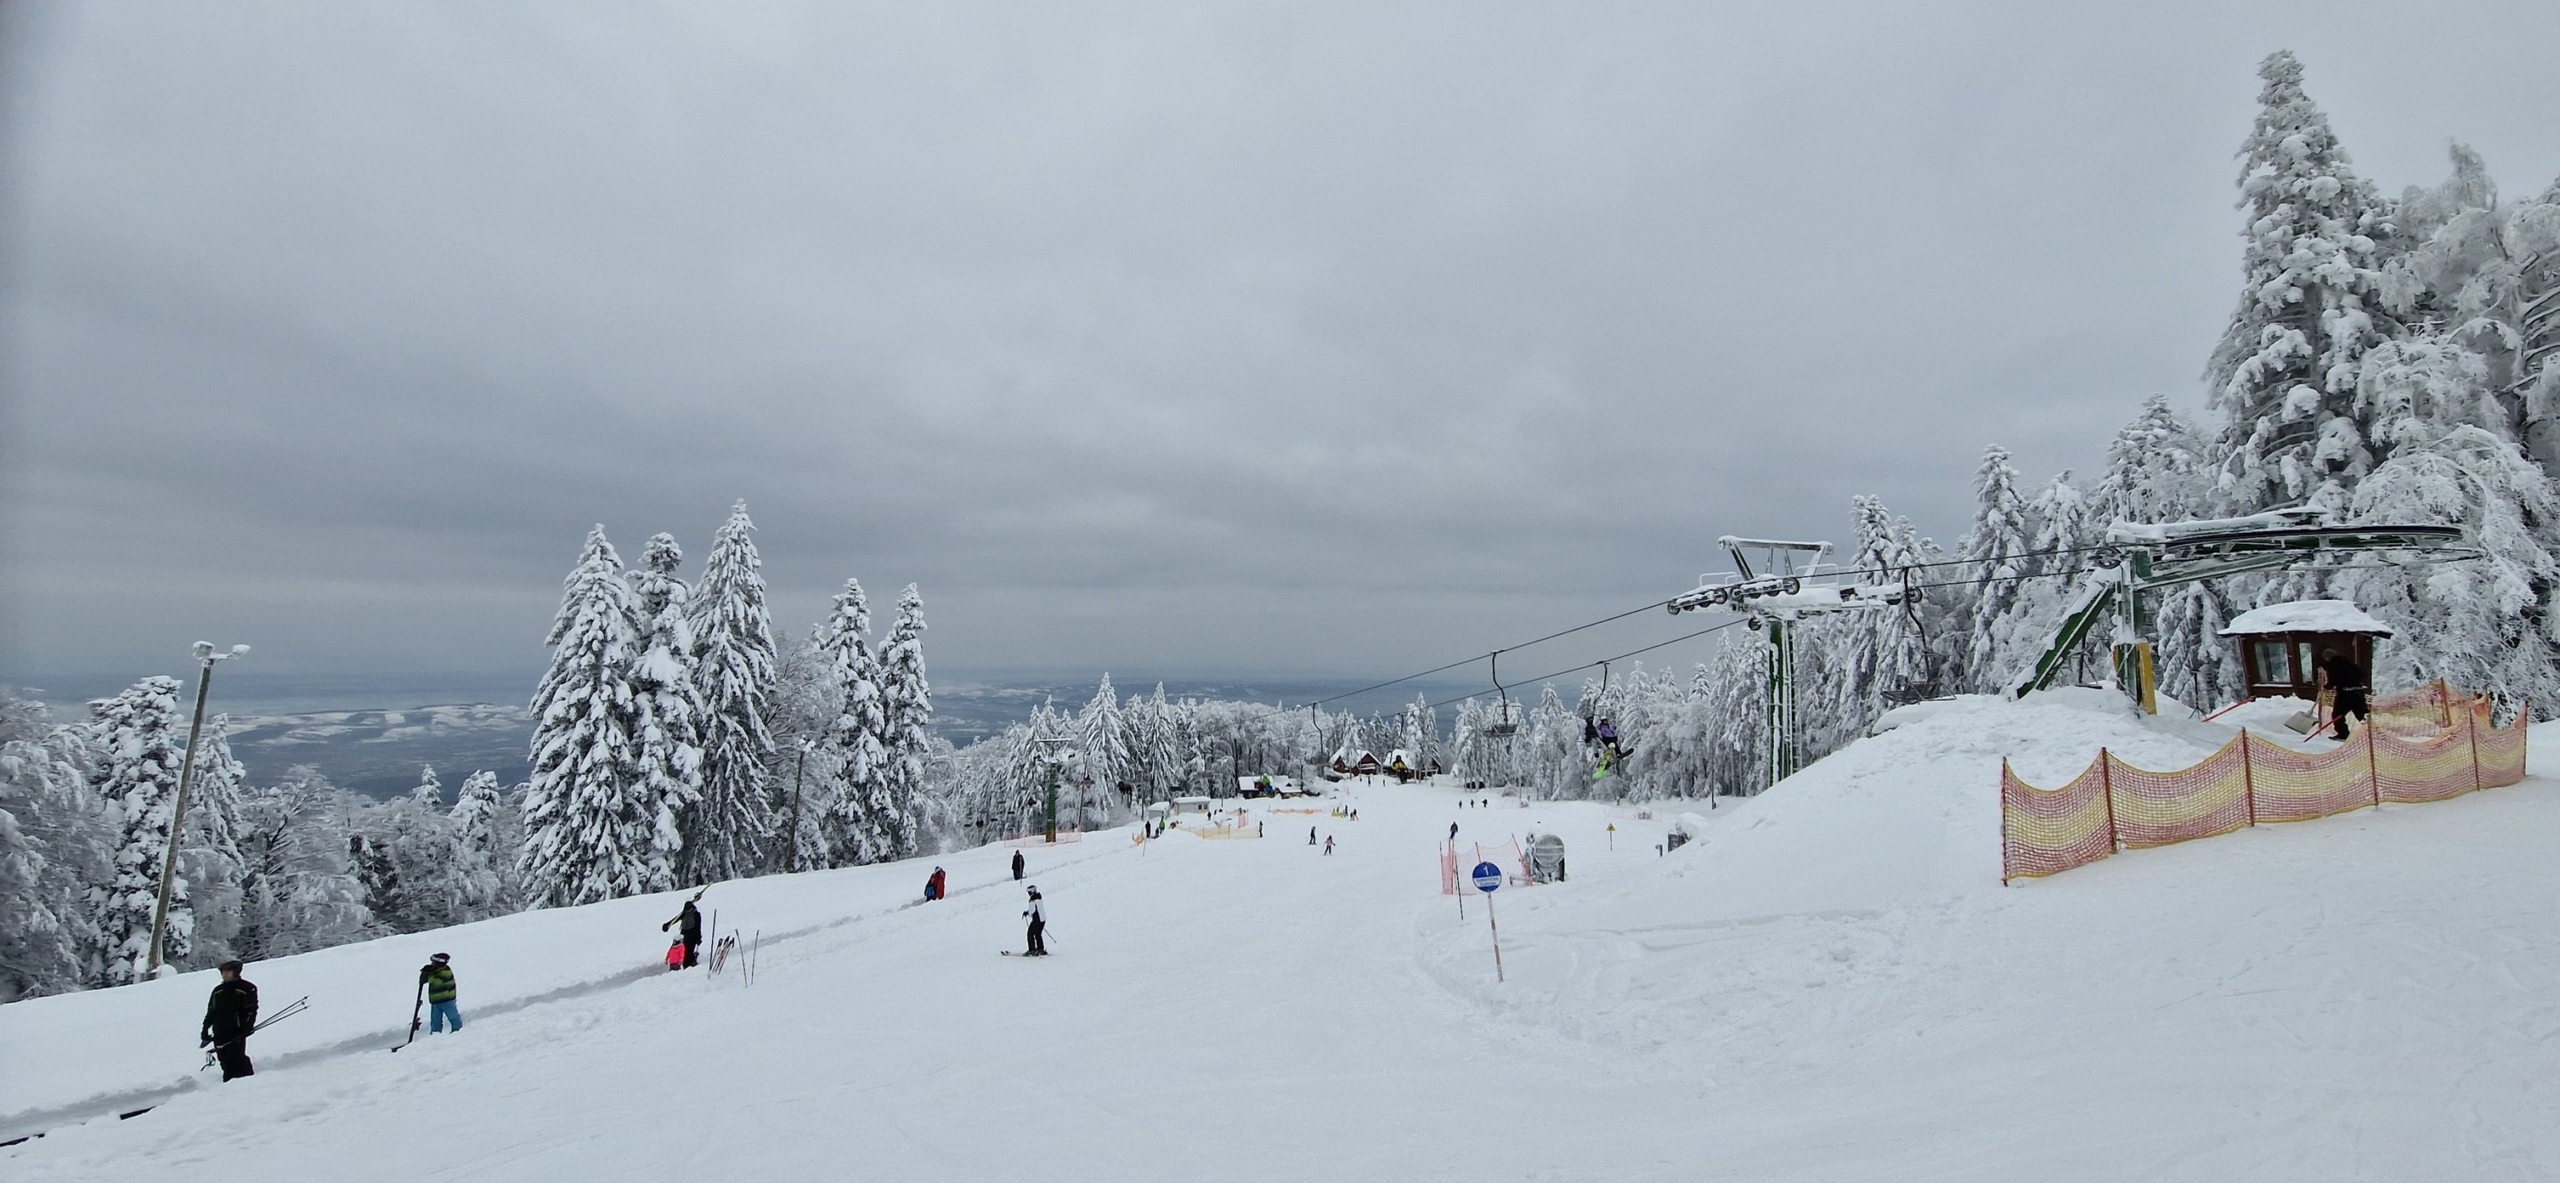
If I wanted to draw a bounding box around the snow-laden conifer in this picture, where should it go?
[876,585,936,853]
[813,578,893,864]
[685,501,778,884]
[85,677,191,985]
[230,766,373,959]
[626,533,705,885]
[1077,673,1130,804]
[0,689,111,1000]
[2207,50,2396,512]
[1956,447,2032,691]
[521,526,657,908]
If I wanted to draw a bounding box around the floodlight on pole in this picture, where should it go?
[144,641,249,980]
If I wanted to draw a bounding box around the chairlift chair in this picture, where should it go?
[1482,650,1520,739]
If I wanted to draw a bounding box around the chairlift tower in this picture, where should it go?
[2015,507,2471,710]
[1668,536,1906,789]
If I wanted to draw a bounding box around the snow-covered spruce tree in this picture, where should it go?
[685,501,778,884]
[2074,396,2239,706]
[0,689,111,1000]
[230,766,373,960]
[410,764,443,810]
[1077,673,1131,808]
[175,717,250,967]
[1829,496,1931,737]
[1956,446,2033,692]
[2333,426,2560,714]
[813,578,894,865]
[521,526,659,908]
[626,533,705,886]
[2380,147,2560,470]
[85,677,191,985]
[2207,50,2397,515]
[352,773,484,934]
[448,770,512,918]
[877,585,938,853]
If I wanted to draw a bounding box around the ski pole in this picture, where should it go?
[394,979,425,1052]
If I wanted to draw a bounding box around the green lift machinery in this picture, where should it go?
[1668,536,1909,789]
[2013,507,2470,711]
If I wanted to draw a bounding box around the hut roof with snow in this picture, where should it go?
[2218,599,2394,637]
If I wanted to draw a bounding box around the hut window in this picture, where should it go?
[2254,641,2290,687]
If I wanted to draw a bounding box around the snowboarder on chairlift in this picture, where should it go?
[662,890,705,969]
[1011,850,1026,881]
[201,960,259,1081]
[1022,886,1048,956]
[924,866,947,902]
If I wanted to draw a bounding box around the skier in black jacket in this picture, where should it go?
[662,891,705,969]
[201,960,259,1081]
[2318,651,2371,740]
[1011,849,1025,881]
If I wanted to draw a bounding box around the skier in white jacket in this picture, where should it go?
[1022,887,1048,957]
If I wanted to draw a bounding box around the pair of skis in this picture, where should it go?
[201,995,309,1070]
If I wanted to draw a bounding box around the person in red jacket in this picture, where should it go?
[924,866,947,901]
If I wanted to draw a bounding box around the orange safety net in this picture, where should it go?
[2370,680,2457,735]
[2245,731,2378,823]
[1999,684,2533,882]
[2374,719,2477,804]
[2000,759,2113,882]
[2474,700,2530,789]
[2106,739,2251,849]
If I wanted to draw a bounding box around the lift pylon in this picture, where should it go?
[1669,537,1907,789]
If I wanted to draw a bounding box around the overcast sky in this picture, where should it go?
[4,1,2557,699]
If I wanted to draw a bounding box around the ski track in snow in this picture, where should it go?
[7,690,2560,1181]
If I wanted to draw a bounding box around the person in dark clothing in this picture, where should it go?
[662,892,705,969]
[201,960,259,1081]
[1022,886,1048,956]
[420,952,463,1033]
[2318,651,2370,741]
[1011,850,1025,881]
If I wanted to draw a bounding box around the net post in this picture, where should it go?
[2098,748,2119,852]
[2465,694,2484,794]
[2239,733,2256,828]
[1998,759,2012,886]
[2365,727,2381,810]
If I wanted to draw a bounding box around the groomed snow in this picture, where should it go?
[7,690,2556,1181]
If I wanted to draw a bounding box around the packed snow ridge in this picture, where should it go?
[7,690,2556,1182]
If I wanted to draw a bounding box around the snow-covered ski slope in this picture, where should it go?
[9,689,2560,1181]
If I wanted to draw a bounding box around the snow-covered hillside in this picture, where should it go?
[7,691,2555,1181]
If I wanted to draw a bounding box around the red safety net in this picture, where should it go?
[2106,738,2251,849]
[1999,684,2533,882]
[2244,730,2378,823]
[2474,700,2530,788]
[2000,759,2113,882]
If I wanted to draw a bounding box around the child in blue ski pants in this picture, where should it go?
[430,1000,464,1032]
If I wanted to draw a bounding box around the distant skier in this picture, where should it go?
[924,866,947,902]
[1449,821,1459,841]
[1323,835,1335,855]
[419,952,463,1034]
[2318,652,2370,741]
[1308,826,1317,845]
[200,960,259,1081]
[1022,886,1048,956]
[1011,850,1026,881]
[662,890,705,969]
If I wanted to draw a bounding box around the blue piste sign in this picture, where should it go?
[1471,861,1503,893]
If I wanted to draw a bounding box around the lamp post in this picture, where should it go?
[145,641,249,980]
[785,739,813,874]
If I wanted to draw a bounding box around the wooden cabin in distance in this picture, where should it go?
[2218,599,2392,701]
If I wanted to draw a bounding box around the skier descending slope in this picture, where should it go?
[662,890,706,969]
[1011,849,1025,881]
[200,961,259,1081]
[419,953,463,1034]
[1021,886,1048,956]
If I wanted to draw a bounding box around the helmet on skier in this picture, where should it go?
[431,952,451,964]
